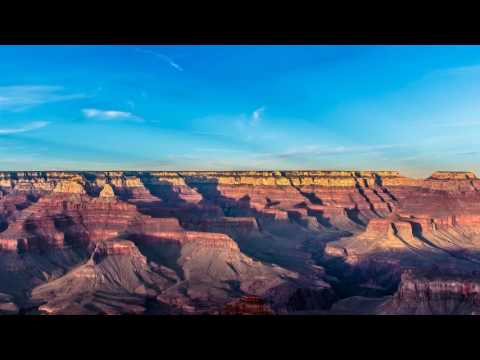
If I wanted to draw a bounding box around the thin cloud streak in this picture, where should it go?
[0,121,49,135]
[0,86,85,111]
[82,108,144,122]
[134,47,184,72]
[254,144,403,160]
[251,106,265,125]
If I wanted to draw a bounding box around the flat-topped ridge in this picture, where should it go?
[0,170,477,190]
[428,171,477,180]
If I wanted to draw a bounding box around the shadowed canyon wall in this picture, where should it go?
[0,170,480,314]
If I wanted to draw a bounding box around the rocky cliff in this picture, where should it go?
[374,270,480,315]
[0,170,479,314]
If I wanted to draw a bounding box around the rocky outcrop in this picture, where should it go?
[324,170,480,272]
[92,240,145,259]
[324,217,430,265]
[31,240,166,315]
[30,230,299,315]
[1,169,480,315]
[53,180,86,194]
[222,295,274,315]
[376,270,480,315]
[99,184,115,198]
[428,171,477,180]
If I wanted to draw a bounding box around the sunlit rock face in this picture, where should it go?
[1,170,480,314]
[99,184,115,198]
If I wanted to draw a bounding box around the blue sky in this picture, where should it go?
[0,45,480,177]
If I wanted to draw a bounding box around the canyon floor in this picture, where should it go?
[1,170,480,315]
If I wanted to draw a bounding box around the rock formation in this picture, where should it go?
[377,269,480,314]
[329,269,480,315]
[0,169,479,314]
[222,295,274,315]
[99,184,115,198]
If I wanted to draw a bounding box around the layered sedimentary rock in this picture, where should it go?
[325,171,480,262]
[31,240,160,315]
[369,270,480,315]
[0,170,480,315]
[99,184,115,198]
[31,231,299,315]
[222,295,274,315]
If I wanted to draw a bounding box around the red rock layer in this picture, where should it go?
[0,194,183,252]
[222,295,274,315]
[1,170,480,315]
[377,270,480,314]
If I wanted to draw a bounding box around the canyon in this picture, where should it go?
[0,170,480,315]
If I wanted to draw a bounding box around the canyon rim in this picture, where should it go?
[0,170,479,314]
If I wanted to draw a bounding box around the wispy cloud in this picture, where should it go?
[255,144,402,160]
[82,108,143,122]
[203,106,267,136]
[251,106,265,125]
[134,47,184,72]
[399,148,480,165]
[0,86,85,111]
[0,121,49,135]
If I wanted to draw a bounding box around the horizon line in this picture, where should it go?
[0,169,476,180]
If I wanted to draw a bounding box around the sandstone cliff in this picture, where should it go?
[376,270,480,315]
[0,169,479,315]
